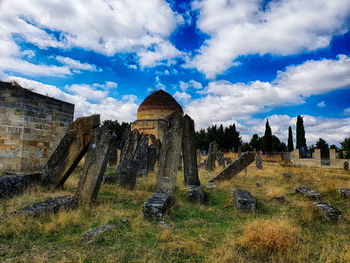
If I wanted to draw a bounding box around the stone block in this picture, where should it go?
[76,126,112,204]
[206,141,218,171]
[295,186,321,200]
[313,202,342,221]
[41,114,100,186]
[142,193,173,218]
[234,188,256,212]
[16,196,78,217]
[83,223,117,242]
[337,188,350,198]
[135,133,149,177]
[188,185,205,203]
[0,172,41,199]
[119,159,138,189]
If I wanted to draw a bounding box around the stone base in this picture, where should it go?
[295,187,321,200]
[142,193,173,219]
[16,196,78,217]
[313,202,342,221]
[188,185,205,203]
[234,188,256,212]
[0,172,41,199]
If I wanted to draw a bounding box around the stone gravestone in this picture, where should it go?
[313,202,342,221]
[147,146,157,172]
[206,140,218,171]
[234,188,256,212]
[119,159,138,189]
[117,129,139,174]
[76,126,112,204]
[135,133,149,177]
[108,132,118,167]
[210,152,255,182]
[178,153,183,171]
[0,173,41,199]
[344,161,349,171]
[41,115,100,187]
[295,186,322,200]
[197,149,202,166]
[143,112,183,218]
[255,151,263,169]
[216,151,225,168]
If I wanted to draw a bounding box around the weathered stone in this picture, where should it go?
[255,152,263,169]
[272,195,285,201]
[102,175,119,184]
[155,111,184,196]
[119,159,138,190]
[205,182,217,189]
[0,172,41,199]
[147,146,157,172]
[234,188,256,212]
[41,115,100,186]
[282,173,293,178]
[197,149,202,166]
[83,223,117,242]
[295,187,322,200]
[206,141,218,171]
[134,133,149,177]
[178,153,183,171]
[313,202,342,221]
[216,151,225,168]
[117,129,139,175]
[188,185,205,203]
[344,161,349,171]
[256,181,262,187]
[149,134,161,160]
[119,126,131,154]
[158,221,173,228]
[225,158,232,166]
[142,192,173,218]
[337,188,350,198]
[76,126,112,204]
[16,196,78,217]
[107,133,118,167]
[183,114,200,186]
[210,152,255,182]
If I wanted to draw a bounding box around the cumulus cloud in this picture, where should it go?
[5,76,137,122]
[317,101,326,108]
[68,84,108,101]
[56,56,100,72]
[190,0,350,78]
[173,91,191,104]
[344,108,350,115]
[179,79,203,91]
[0,0,184,76]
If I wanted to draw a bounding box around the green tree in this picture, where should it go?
[249,134,260,151]
[264,119,272,152]
[296,115,306,149]
[340,137,350,159]
[288,126,294,151]
[272,135,287,152]
[102,120,130,148]
[316,138,329,158]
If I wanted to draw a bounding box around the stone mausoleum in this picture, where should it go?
[131,90,183,142]
[0,81,74,172]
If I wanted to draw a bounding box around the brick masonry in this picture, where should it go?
[0,81,74,172]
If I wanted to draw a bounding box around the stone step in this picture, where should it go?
[142,193,172,219]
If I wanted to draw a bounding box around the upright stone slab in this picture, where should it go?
[135,133,149,177]
[117,129,139,175]
[147,146,157,172]
[183,115,200,186]
[216,151,225,168]
[313,202,342,221]
[41,115,100,186]
[108,133,118,167]
[234,188,256,212]
[149,134,161,160]
[344,161,349,171]
[255,152,263,169]
[206,141,218,171]
[210,152,255,182]
[197,149,202,166]
[143,112,183,218]
[119,159,138,189]
[178,153,183,171]
[76,126,112,204]
[0,173,41,199]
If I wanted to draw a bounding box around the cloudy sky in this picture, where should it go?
[1,0,350,145]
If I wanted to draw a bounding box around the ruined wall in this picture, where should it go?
[0,81,74,172]
[131,119,167,142]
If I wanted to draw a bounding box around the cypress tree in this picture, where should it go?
[288,126,294,151]
[296,115,306,149]
[264,119,272,153]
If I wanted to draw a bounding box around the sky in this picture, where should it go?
[0,0,350,146]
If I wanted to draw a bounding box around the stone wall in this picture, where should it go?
[0,81,74,172]
[131,119,167,142]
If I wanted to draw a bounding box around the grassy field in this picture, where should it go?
[1,161,350,263]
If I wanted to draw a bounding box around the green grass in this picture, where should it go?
[1,162,350,262]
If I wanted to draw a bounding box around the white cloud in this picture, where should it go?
[22,50,35,59]
[317,101,326,108]
[69,84,108,101]
[344,108,350,115]
[173,91,191,104]
[56,56,99,72]
[106,81,117,88]
[179,79,203,91]
[190,0,350,78]
[5,76,138,122]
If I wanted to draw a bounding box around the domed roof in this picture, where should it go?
[138,90,183,114]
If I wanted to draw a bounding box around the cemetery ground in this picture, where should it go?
[1,161,350,262]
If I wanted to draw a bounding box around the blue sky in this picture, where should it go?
[1,0,350,145]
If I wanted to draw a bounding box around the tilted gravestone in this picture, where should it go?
[216,151,225,168]
[234,188,256,212]
[76,126,112,204]
[255,152,263,169]
[41,115,100,187]
[313,202,342,221]
[210,152,255,182]
[206,141,218,171]
[117,129,139,174]
[183,115,200,186]
[143,112,183,218]
[135,133,149,177]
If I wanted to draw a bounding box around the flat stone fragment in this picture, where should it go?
[313,202,342,221]
[102,175,119,184]
[16,196,78,217]
[41,115,100,186]
[210,152,256,182]
[83,223,117,241]
[205,182,217,189]
[337,188,350,198]
[272,195,285,201]
[0,173,41,199]
[188,185,205,203]
[158,221,173,228]
[295,187,321,200]
[234,188,256,212]
[142,193,173,218]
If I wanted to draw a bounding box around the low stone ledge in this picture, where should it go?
[313,202,342,221]
[295,186,322,200]
[0,172,41,199]
[142,193,172,219]
[83,223,117,243]
[233,188,256,212]
[15,196,78,217]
